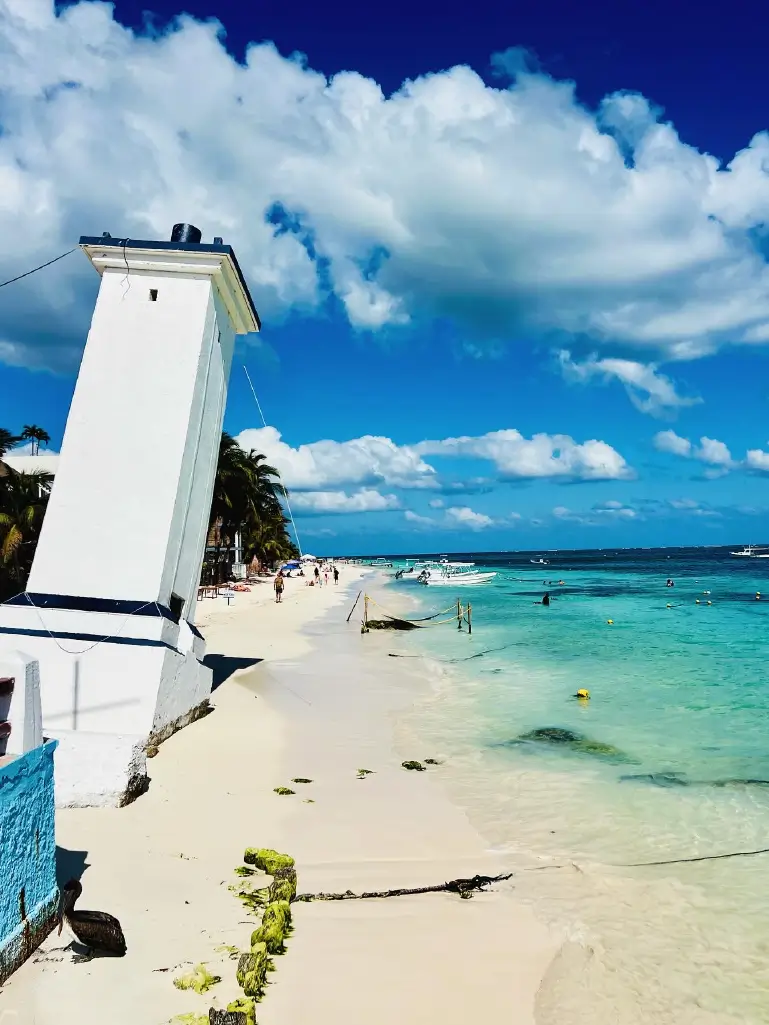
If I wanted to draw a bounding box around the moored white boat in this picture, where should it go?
[417,565,496,586]
[731,545,769,558]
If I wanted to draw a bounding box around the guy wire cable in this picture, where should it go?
[242,364,303,558]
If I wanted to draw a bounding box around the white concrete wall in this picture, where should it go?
[28,268,216,602]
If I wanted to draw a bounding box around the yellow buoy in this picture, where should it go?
[607,619,614,625]
[576,689,590,700]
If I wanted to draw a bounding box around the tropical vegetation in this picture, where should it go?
[0,425,296,597]
[203,432,297,583]
[0,427,53,599]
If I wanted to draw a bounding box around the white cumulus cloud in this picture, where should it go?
[417,430,632,481]
[291,489,400,514]
[6,5,769,367]
[235,427,437,490]
[403,505,496,530]
[653,430,734,475]
[558,351,701,417]
[653,430,693,457]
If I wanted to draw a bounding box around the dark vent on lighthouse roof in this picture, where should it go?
[170,223,202,244]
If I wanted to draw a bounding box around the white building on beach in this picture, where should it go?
[0,224,260,806]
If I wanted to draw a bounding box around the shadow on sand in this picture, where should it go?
[203,653,263,692]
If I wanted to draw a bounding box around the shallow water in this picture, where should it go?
[389,548,769,1024]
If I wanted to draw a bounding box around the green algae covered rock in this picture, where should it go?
[237,943,270,998]
[243,849,295,875]
[226,998,257,1025]
[273,787,295,796]
[402,760,426,771]
[291,777,313,784]
[250,900,291,954]
[173,964,221,995]
[268,878,296,904]
[357,768,374,778]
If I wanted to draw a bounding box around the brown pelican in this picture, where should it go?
[59,879,127,958]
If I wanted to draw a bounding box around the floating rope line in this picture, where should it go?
[388,642,518,663]
[620,846,769,868]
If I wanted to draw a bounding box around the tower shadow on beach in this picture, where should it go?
[55,846,89,887]
[203,654,263,692]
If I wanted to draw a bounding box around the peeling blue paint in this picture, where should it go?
[0,741,59,983]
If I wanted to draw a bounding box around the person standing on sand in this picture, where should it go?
[274,570,285,603]
[324,568,329,586]
[333,566,339,585]
[314,565,320,587]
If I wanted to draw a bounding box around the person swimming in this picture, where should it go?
[534,592,551,606]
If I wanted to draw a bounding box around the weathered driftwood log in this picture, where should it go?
[294,872,512,902]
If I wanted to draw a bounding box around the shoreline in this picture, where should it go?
[1,568,559,1024]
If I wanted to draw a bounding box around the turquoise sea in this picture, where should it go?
[386,547,769,1024]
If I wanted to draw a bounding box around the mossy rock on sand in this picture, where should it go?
[243,849,295,875]
[268,877,296,903]
[237,943,271,998]
[251,900,292,954]
[273,787,295,796]
[291,777,313,784]
[226,999,256,1025]
[402,760,426,771]
[208,1010,248,1025]
[516,727,632,762]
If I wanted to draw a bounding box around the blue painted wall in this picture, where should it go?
[0,741,59,983]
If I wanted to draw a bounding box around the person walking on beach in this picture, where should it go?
[314,565,320,587]
[333,566,339,585]
[324,568,329,586]
[274,570,285,603]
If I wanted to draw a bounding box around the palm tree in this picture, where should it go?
[206,433,296,582]
[0,469,53,597]
[20,424,51,456]
[0,429,20,459]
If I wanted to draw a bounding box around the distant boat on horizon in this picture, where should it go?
[730,545,769,558]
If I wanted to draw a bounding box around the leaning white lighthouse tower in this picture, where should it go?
[0,224,260,805]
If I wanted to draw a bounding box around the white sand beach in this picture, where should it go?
[1,568,558,1025]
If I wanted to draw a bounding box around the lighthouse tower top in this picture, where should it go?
[79,224,260,335]
[25,223,260,612]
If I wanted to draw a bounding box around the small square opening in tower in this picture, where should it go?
[149,288,159,302]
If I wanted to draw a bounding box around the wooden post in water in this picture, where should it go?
[457,599,462,630]
[467,603,472,635]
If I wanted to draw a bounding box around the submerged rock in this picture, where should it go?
[515,727,632,762]
[619,772,689,788]
[709,778,769,788]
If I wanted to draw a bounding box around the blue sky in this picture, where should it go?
[3,0,769,554]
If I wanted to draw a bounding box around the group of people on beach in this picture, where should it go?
[274,562,339,602]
